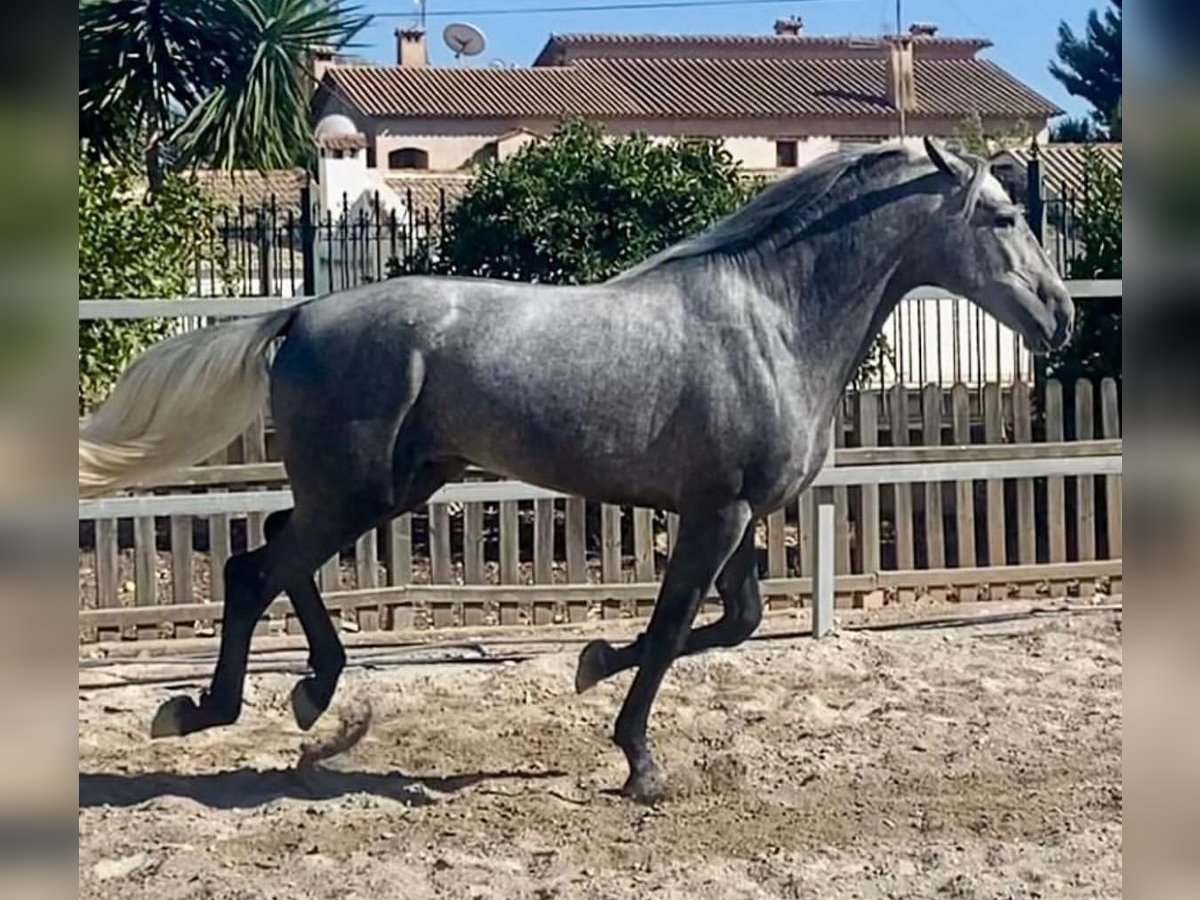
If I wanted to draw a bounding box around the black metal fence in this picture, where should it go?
[194,187,452,298]
[1019,151,1107,278]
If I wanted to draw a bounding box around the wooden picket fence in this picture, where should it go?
[78,376,1121,644]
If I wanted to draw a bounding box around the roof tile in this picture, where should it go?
[1000,143,1122,196]
[324,53,1060,121]
[383,173,475,212]
[187,168,310,216]
[532,32,992,65]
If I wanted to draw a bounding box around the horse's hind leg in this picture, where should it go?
[282,458,465,731]
[261,509,347,731]
[151,450,401,737]
[575,520,760,692]
[150,506,342,737]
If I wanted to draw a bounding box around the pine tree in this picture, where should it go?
[1049,0,1122,141]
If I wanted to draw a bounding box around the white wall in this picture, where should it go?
[314,148,415,295]
[317,149,371,214]
[881,292,1035,387]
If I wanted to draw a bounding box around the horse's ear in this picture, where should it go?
[924,137,970,182]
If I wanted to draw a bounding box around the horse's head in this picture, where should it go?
[915,137,1074,355]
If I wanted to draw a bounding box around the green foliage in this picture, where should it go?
[406,120,892,384]
[1045,147,1122,382]
[79,0,368,183]
[1050,117,1099,143]
[435,120,761,284]
[1049,0,1122,140]
[78,157,223,412]
[954,110,1033,157]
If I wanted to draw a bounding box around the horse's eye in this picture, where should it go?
[995,212,1018,229]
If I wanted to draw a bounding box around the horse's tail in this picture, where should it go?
[79,308,297,499]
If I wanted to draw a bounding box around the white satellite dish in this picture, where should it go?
[443,22,486,60]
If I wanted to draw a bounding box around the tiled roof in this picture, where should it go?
[997,142,1122,197]
[187,168,310,216]
[494,126,549,142]
[325,65,632,118]
[384,173,475,212]
[574,57,1060,118]
[324,54,1060,121]
[317,132,367,151]
[533,32,992,65]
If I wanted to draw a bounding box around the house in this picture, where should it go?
[310,18,1063,192]
[989,141,1123,206]
[989,142,1123,272]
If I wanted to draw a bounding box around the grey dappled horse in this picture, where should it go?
[79,138,1073,802]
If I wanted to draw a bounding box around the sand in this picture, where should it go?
[79,603,1122,899]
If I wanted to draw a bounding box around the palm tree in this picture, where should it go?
[79,0,368,189]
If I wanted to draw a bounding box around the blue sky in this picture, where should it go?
[348,0,1104,122]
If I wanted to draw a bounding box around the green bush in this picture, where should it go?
[437,120,762,284]
[78,158,223,412]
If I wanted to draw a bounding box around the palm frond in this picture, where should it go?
[80,0,369,176]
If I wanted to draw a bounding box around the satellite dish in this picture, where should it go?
[443,22,486,59]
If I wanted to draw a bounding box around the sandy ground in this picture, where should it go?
[79,604,1122,900]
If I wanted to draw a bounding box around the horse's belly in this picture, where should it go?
[445,418,680,510]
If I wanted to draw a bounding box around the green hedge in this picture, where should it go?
[78,159,225,412]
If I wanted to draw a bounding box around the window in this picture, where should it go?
[388,147,429,170]
[474,141,498,165]
[776,140,798,168]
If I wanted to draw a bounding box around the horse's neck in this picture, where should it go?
[761,208,915,403]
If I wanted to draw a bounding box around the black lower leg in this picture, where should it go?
[287,576,346,730]
[265,511,346,730]
[575,522,760,691]
[151,547,275,737]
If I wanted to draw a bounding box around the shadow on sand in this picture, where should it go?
[79,766,567,810]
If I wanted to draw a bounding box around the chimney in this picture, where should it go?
[773,16,803,36]
[310,46,337,87]
[886,36,917,114]
[396,28,427,67]
[909,23,939,37]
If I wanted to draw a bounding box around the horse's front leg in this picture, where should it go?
[608,501,752,803]
[574,518,760,692]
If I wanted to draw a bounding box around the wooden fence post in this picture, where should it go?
[1100,378,1122,559]
[812,422,838,639]
[857,390,881,575]
[1045,380,1068,562]
[951,383,976,568]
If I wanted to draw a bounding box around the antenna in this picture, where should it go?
[443,22,486,61]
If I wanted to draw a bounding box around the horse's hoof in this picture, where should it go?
[575,640,613,693]
[290,678,327,732]
[621,766,667,805]
[150,695,198,738]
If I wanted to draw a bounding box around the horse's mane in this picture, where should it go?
[610,141,928,283]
